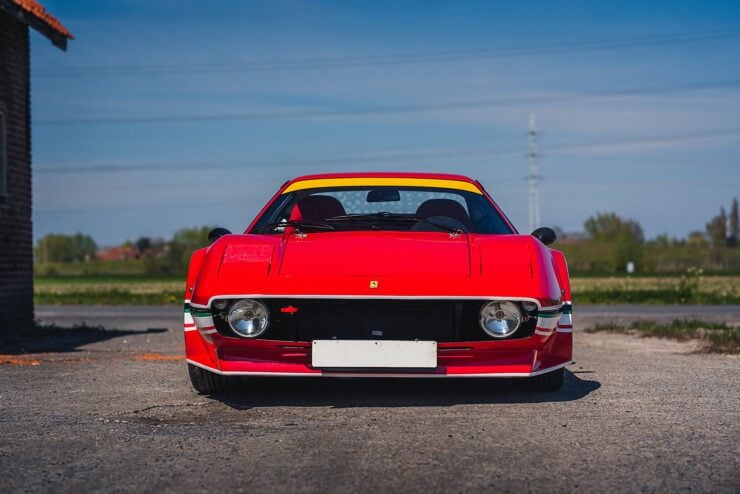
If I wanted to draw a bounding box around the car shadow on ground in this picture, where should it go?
[0,325,167,355]
[212,370,600,408]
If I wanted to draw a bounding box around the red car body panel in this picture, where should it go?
[187,232,562,308]
[184,172,573,378]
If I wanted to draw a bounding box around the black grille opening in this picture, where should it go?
[214,299,537,342]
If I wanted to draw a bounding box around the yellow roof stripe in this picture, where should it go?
[283,177,482,194]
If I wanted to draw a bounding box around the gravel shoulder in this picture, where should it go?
[0,306,738,493]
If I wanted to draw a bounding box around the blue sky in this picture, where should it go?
[30,0,740,245]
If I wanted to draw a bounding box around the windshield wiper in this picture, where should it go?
[326,212,401,222]
[251,220,334,233]
[326,212,463,234]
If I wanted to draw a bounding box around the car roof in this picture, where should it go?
[283,172,483,189]
[281,172,484,195]
[286,172,478,185]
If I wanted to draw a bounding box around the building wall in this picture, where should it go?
[0,11,33,331]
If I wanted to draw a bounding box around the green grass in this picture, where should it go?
[34,275,182,285]
[585,319,739,354]
[34,277,183,305]
[574,287,739,304]
[34,289,182,305]
[571,275,739,304]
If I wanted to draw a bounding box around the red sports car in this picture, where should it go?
[184,172,573,393]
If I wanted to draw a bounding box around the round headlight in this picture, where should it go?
[227,299,270,338]
[479,301,522,338]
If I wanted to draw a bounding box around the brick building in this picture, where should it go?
[0,1,72,330]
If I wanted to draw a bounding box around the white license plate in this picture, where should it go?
[311,340,437,369]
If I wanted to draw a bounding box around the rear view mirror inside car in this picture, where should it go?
[367,188,401,202]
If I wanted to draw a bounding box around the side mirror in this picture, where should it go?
[531,227,557,246]
[208,227,231,244]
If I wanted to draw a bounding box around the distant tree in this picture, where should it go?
[583,212,644,271]
[730,198,738,247]
[152,226,214,273]
[134,237,152,255]
[35,233,98,263]
[706,207,727,247]
[174,226,212,260]
[686,231,709,248]
[71,233,98,261]
[584,212,644,244]
[650,234,672,248]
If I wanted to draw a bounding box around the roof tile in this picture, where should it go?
[12,0,73,39]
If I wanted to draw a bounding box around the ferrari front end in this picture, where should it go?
[183,172,574,393]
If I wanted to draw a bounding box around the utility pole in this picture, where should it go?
[528,113,540,232]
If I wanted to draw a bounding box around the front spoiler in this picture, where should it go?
[185,357,571,378]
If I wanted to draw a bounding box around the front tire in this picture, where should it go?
[518,367,565,391]
[188,363,236,394]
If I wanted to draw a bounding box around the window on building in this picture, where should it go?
[0,112,6,200]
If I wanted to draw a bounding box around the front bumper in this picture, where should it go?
[184,326,572,378]
[184,298,573,378]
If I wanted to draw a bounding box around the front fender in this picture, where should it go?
[549,249,571,301]
[184,247,208,300]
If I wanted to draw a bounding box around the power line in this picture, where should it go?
[34,127,740,174]
[34,78,740,126]
[33,30,740,78]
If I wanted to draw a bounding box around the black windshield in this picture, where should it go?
[250,186,514,235]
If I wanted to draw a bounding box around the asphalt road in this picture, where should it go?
[1,306,738,493]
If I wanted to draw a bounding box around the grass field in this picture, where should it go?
[33,275,739,305]
[570,275,739,304]
[585,319,739,354]
[34,277,183,305]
